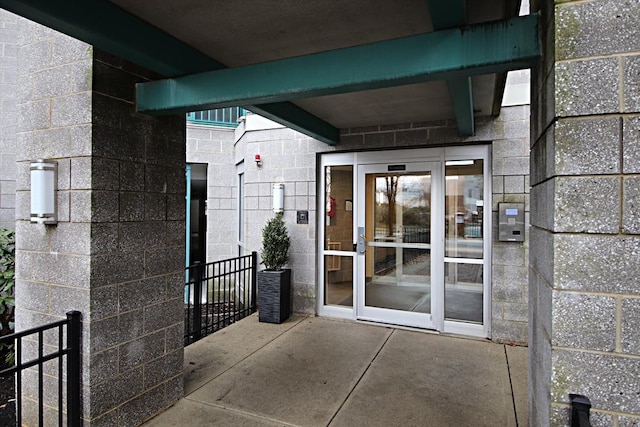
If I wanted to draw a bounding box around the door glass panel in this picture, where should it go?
[325,256,353,306]
[445,160,484,259]
[365,172,431,314]
[324,165,353,251]
[445,262,483,323]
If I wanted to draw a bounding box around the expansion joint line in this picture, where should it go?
[504,345,519,427]
[325,329,395,426]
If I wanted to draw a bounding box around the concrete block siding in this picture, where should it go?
[186,125,237,259]
[530,0,640,424]
[339,108,530,344]
[0,9,17,230]
[14,18,185,426]
[204,105,530,343]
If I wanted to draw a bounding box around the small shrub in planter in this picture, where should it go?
[258,213,291,323]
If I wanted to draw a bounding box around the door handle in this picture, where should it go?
[356,227,366,254]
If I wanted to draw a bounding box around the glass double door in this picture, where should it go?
[356,162,441,329]
[320,148,487,335]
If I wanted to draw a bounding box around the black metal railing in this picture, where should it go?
[0,310,82,427]
[570,394,592,427]
[184,252,257,345]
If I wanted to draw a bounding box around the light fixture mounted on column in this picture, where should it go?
[30,159,57,225]
[272,183,284,213]
[255,154,262,167]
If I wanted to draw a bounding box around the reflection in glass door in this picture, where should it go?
[357,163,438,329]
[444,160,484,324]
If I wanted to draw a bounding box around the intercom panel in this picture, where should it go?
[498,203,525,242]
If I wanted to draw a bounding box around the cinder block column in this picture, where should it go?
[15,19,185,425]
[490,104,530,344]
[530,0,640,425]
[0,9,17,230]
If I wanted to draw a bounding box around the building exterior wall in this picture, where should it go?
[530,0,640,424]
[14,19,185,426]
[237,121,327,314]
[0,9,17,230]
[221,106,531,343]
[339,108,530,344]
[186,124,237,261]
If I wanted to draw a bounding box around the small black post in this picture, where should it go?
[570,394,592,427]
[66,311,82,427]
[193,263,203,341]
[251,251,258,311]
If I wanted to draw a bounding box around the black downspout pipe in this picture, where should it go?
[569,394,592,427]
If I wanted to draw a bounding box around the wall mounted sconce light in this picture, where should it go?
[30,159,57,225]
[255,154,262,167]
[272,183,284,213]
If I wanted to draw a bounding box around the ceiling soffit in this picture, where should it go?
[0,0,531,144]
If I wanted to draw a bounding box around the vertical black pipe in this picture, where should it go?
[569,394,592,427]
[38,330,43,426]
[16,337,22,426]
[66,311,82,427]
[58,324,63,426]
[193,263,202,341]
[251,252,257,311]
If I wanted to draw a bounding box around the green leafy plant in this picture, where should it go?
[0,228,15,366]
[261,213,290,271]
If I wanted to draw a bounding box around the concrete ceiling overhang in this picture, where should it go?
[1,0,536,145]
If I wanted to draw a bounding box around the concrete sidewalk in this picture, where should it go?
[144,315,528,427]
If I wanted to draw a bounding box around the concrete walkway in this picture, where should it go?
[144,315,528,427]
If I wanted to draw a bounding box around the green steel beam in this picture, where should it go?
[0,0,339,145]
[0,0,223,76]
[136,15,540,119]
[427,0,475,136]
[446,78,475,136]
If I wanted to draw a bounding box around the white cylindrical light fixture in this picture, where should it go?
[30,159,57,225]
[272,183,284,213]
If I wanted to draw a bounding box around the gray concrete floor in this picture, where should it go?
[144,314,528,427]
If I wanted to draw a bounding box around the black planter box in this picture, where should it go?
[257,269,291,324]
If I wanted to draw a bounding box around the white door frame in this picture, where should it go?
[355,161,442,330]
[317,146,491,338]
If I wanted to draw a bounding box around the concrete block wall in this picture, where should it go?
[530,0,640,424]
[15,19,185,426]
[237,119,327,313]
[186,125,237,260]
[232,106,530,343]
[0,9,17,230]
[339,106,530,344]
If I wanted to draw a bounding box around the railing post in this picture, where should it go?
[66,311,82,427]
[569,394,592,427]
[251,251,258,310]
[193,263,203,341]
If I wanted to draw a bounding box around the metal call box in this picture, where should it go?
[498,203,525,242]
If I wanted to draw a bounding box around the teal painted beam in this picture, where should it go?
[0,0,223,76]
[136,15,540,118]
[0,0,339,145]
[427,0,475,136]
[247,103,339,145]
[447,78,475,136]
